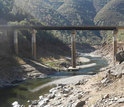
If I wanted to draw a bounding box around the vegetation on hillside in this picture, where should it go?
[58,0,96,25]
[1,0,124,44]
[94,0,124,43]
[13,0,103,45]
[0,0,70,58]
[0,0,70,84]
[94,0,124,26]
[93,0,111,12]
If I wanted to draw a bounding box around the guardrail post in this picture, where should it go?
[31,29,37,59]
[113,29,118,65]
[71,30,76,68]
[14,30,18,55]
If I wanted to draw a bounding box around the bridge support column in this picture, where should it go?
[31,30,37,59]
[71,30,76,68]
[14,30,18,55]
[113,30,118,65]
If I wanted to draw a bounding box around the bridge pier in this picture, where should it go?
[71,30,76,68]
[113,29,118,65]
[31,30,37,59]
[14,30,18,55]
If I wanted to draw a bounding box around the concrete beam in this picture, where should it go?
[113,30,118,65]
[71,30,76,68]
[31,29,37,59]
[14,30,18,55]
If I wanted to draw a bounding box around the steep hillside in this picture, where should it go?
[0,0,70,58]
[41,0,64,9]
[57,0,102,44]
[3,0,124,46]
[13,0,102,44]
[0,0,33,24]
[14,0,70,26]
[2,0,124,45]
[94,0,124,43]
[0,0,71,87]
[93,0,111,12]
[0,0,13,24]
[94,0,124,26]
[58,0,96,25]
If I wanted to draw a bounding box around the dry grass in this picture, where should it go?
[40,57,68,69]
[80,70,124,106]
[15,56,26,65]
[92,71,105,82]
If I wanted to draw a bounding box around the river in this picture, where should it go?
[0,54,108,107]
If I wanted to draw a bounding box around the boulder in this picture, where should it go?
[38,98,49,106]
[101,78,110,84]
[103,94,109,99]
[49,88,56,93]
[39,96,43,100]
[116,51,124,64]
[117,98,124,103]
[67,103,72,107]
[75,79,87,85]
[63,88,71,94]
[44,104,51,107]
[12,101,18,106]
[12,101,20,107]
[32,100,38,105]
[57,84,66,87]
[77,94,82,99]
[48,93,55,99]
[75,101,85,107]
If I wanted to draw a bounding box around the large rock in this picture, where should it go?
[73,101,85,107]
[117,98,124,103]
[12,101,20,107]
[116,51,124,64]
[38,98,49,106]
[32,100,38,105]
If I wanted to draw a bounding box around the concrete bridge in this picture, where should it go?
[0,25,124,68]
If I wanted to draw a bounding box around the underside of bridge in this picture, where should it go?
[1,25,124,68]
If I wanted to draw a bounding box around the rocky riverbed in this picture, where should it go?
[12,75,91,107]
[12,46,124,107]
[12,64,124,107]
[0,58,57,88]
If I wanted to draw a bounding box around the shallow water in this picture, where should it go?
[49,55,108,77]
[0,55,108,107]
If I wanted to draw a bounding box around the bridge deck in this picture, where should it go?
[0,25,124,67]
[0,25,124,30]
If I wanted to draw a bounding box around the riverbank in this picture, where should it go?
[13,64,124,107]
[26,54,97,93]
[10,51,108,106]
[0,58,57,88]
[12,45,124,107]
[18,65,124,107]
[0,55,90,88]
[0,49,108,107]
[0,42,96,88]
[29,75,92,93]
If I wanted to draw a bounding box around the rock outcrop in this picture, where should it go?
[116,51,124,64]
